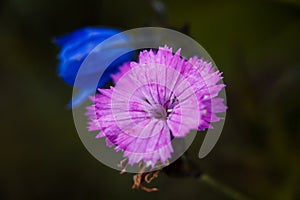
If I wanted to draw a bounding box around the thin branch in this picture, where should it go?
[198,174,252,200]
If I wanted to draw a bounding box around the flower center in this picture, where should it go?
[148,104,168,120]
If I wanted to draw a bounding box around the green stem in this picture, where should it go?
[198,174,251,200]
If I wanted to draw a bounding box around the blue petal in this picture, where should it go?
[68,77,110,109]
[58,50,133,86]
[55,27,134,107]
[54,27,119,47]
[55,27,133,86]
[68,89,94,108]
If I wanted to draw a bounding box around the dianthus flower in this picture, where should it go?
[86,46,226,168]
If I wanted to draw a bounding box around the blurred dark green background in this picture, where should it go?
[1,0,300,199]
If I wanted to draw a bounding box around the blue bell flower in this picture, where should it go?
[55,27,133,108]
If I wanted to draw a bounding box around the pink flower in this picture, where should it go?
[86,46,226,167]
